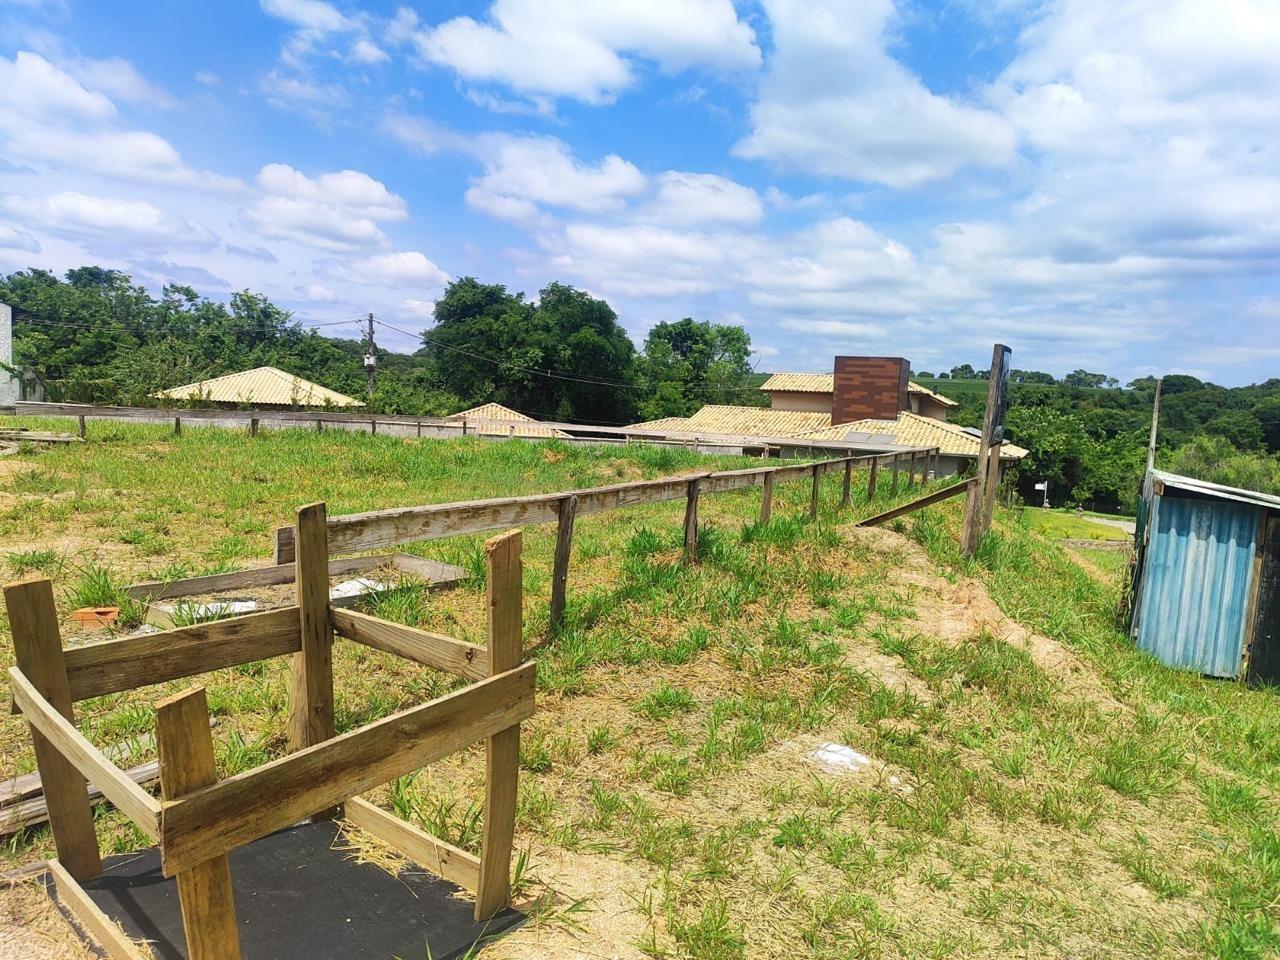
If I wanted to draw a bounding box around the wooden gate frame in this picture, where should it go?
[6,504,533,960]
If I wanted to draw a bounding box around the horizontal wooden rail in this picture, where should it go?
[344,796,480,892]
[60,607,302,702]
[46,859,153,960]
[159,661,535,876]
[856,478,974,528]
[330,607,488,681]
[9,668,161,839]
[273,452,925,562]
[126,555,383,601]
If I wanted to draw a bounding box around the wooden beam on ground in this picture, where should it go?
[344,797,480,893]
[60,607,301,702]
[8,668,160,840]
[1,761,159,838]
[156,687,241,960]
[330,607,487,681]
[856,479,975,529]
[548,495,577,633]
[124,555,385,602]
[476,531,524,921]
[46,858,152,960]
[288,503,337,821]
[6,579,101,880]
[158,662,535,877]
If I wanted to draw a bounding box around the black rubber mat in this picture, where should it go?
[47,820,523,959]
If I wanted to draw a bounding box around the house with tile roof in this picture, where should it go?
[445,403,569,438]
[759,372,958,421]
[154,366,361,408]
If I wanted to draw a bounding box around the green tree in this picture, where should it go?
[636,318,756,420]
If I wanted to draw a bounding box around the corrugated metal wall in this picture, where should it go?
[1135,494,1260,677]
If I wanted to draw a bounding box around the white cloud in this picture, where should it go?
[65,55,178,109]
[645,172,762,226]
[3,192,217,248]
[347,251,450,286]
[736,0,1016,187]
[466,135,647,220]
[0,52,240,191]
[0,223,40,253]
[260,0,352,34]
[349,38,388,64]
[399,297,437,319]
[195,70,221,87]
[243,164,409,252]
[408,0,759,106]
[299,282,338,301]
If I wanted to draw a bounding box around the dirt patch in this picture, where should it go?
[851,525,1125,712]
[0,877,96,960]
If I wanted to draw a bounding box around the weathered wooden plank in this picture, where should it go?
[6,579,101,880]
[841,459,853,507]
[856,479,974,529]
[330,607,488,681]
[760,471,774,524]
[9,668,161,840]
[345,797,481,893]
[60,607,301,702]
[47,858,154,959]
[809,464,821,519]
[549,495,577,632]
[684,477,704,561]
[868,458,879,500]
[159,663,535,877]
[156,686,241,960]
[125,555,383,601]
[476,530,524,921]
[0,761,159,838]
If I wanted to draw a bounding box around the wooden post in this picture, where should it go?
[891,456,900,496]
[980,443,1003,533]
[416,420,423,438]
[760,471,774,524]
[909,452,919,486]
[684,477,702,561]
[315,419,323,433]
[5,579,101,880]
[841,459,853,508]
[174,417,181,436]
[76,415,86,439]
[868,459,879,500]
[1146,378,1163,475]
[288,502,337,817]
[370,418,377,435]
[156,686,242,960]
[249,418,259,438]
[962,344,1010,555]
[462,418,468,436]
[809,464,821,519]
[549,495,577,632]
[476,530,523,921]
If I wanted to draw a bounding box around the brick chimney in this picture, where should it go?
[831,356,909,424]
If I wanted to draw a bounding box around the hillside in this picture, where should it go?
[0,424,1277,959]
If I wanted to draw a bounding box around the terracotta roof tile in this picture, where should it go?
[155,367,360,407]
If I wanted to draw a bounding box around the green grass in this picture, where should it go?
[2,418,1278,959]
[1020,508,1131,541]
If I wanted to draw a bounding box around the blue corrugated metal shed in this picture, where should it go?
[1134,492,1258,676]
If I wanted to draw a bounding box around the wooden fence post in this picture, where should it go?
[760,471,774,524]
[77,415,86,439]
[476,531,523,921]
[684,477,703,561]
[549,495,577,632]
[174,417,181,436]
[891,456,900,496]
[288,502,337,818]
[868,458,879,500]
[249,418,259,438]
[370,418,377,435]
[909,452,919,486]
[416,420,423,438]
[809,464,821,519]
[5,579,101,880]
[841,459,853,508]
[315,419,323,433]
[156,686,242,960]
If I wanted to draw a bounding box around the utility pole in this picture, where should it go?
[1145,377,1162,475]
[363,312,377,404]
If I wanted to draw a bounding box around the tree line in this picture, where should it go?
[0,268,763,424]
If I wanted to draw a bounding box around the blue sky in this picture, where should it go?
[1,0,1278,386]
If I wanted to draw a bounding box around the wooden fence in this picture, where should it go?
[12,401,939,460]
[271,448,941,631]
[7,504,533,959]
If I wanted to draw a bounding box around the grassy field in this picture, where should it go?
[1,420,1278,960]
[1019,508,1133,542]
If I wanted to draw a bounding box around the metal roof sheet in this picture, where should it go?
[1151,470,1280,512]
[155,367,361,407]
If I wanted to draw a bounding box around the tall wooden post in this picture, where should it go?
[174,417,181,436]
[760,471,774,524]
[908,452,918,486]
[868,459,879,500]
[549,495,577,632]
[890,456,900,496]
[962,344,1011,555]
[476,530,523,921]
[77,415,86,439]
[684,477,703,561]
[5,579,101,880]
[841,459,853,508]
[809,464,821,519]
[1146,378,1163,475]
[157,686,242,960]
[288,502,337,817]
[249,418,259,438]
